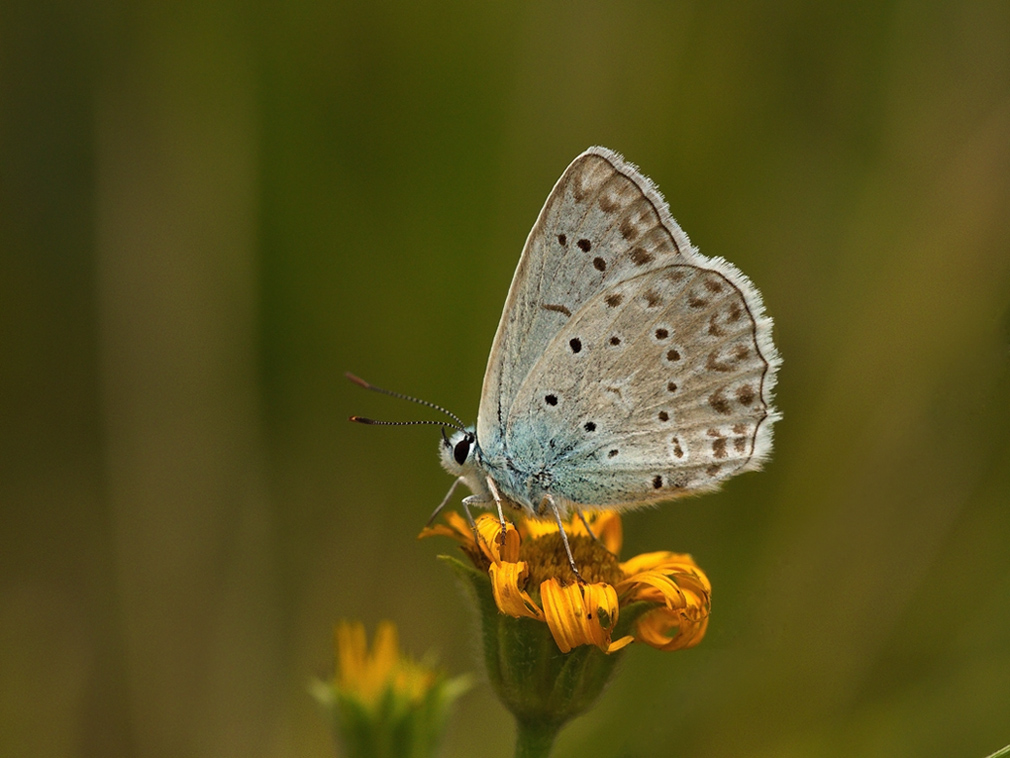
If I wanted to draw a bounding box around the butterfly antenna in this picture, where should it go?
[349,417,466,432]
[346,373,467,431]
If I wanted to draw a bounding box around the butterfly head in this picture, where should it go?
[439,425,479,478]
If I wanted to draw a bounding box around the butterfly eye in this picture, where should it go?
[453,436,472,465]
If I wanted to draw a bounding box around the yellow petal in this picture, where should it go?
[417,511,472,543]
[369,621,400,684]
[540,579,582,653]
[335,621,366,690]
[581,582,620,650]
[635,605,710,651]
[474,514,521,563]
[489,560,544,620]
[607,634,635,653]
[619,550,699,577]
[520,516,561,541]
[568,511,623,555]
[617,569,687,608]
[335,620,404,703]
[540,579,620,654]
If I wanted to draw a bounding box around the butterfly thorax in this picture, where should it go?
[439,426,554,518]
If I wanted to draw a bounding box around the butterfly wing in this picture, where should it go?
[504,263,778,509]
[477,147,779,509]
[478,147,691,450]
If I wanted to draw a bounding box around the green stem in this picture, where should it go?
[513,719,560,758]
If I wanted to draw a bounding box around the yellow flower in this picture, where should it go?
[420,511,711,654]
[314,620,470,758]
[334,620,434,705]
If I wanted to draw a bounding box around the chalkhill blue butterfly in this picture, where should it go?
[352,147,780,577]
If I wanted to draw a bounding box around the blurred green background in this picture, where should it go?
[3,1,1009,756]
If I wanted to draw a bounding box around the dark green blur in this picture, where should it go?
[2,2,1009,757]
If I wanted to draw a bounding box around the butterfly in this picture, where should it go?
[352,147,780,577]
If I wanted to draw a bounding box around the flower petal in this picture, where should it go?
[617,570,687,608]
[619,550,701,577]
[540,579,582,653]
[519,511,623,556]
[417,511,473,543]
[335,621,366,691]
[489,560,544,620]
[573,511,623,555]
[520,517,561,541]
[615,550,712,652]
[541,579,620,654]
[581,582,620,650]
[474,514,521,563]
[607,634,635,653]
[635,604,710,651]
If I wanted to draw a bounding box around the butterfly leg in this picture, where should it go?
[546,495,585,583]
[457,498,484,551]
[426,476,464,527]
[484,476,512,546]
[574,506,603,546]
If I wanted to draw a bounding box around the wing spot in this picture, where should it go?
[666,348,681,362]
[542,303,572,317]
[708,389,732,415]
[736,385,755,406]
[577,238,592,252]
[557,233,567,246]
[593,257,607,271]
[605,293,623,308]
[667,381,678,393]
[569,338,582,354]
[584,421,597,432]
[666,269,687,283]
[644,289,662,307]
[545,394,558,406]
[619,218,639,241]
[728,302,742,321]
[708,314,725,337]
[610,336,622,346]
[704,278,724,293]
[734,345,751,361]
[734,437,748,454]
[652,475,663,489]
[630,247,654,266]
[712,438,728,459]
[608,449,619,458]
[688,294,708,308]
[658,411,669,422]
[706,464,722,477]
[655,328,668,340]
[671,438,684,458]
[599,194,619,212]
[706,352,734,372]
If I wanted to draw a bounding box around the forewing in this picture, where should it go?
[477,147,692,449]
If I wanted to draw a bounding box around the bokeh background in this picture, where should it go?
[3,1,1010,756]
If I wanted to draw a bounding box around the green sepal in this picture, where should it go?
[440,555,648,730]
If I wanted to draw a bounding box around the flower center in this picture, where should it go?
[521,533,623,586]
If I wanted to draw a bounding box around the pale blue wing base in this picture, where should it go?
[486,264,774,511]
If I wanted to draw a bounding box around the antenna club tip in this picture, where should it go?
[349,415,372,424]
[345,372,370,388]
